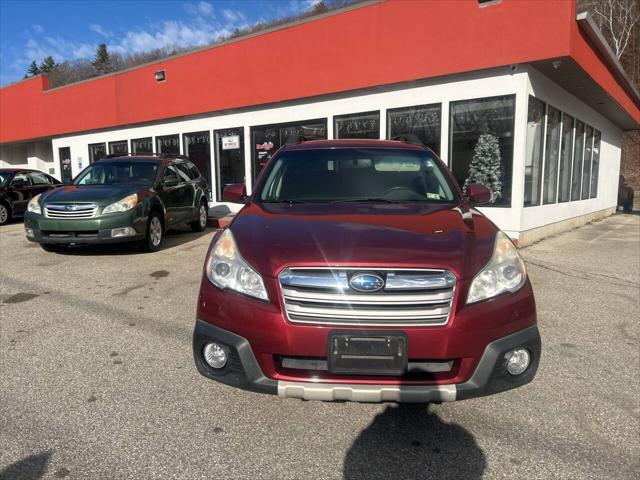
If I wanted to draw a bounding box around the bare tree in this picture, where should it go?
[581,0,640,58]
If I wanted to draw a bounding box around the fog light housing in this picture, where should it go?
[203,342,227,369]
[506,348,530,375]
[25,228,34,238]
[111,227,136,238]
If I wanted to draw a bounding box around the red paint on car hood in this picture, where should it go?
[229,202,497,280]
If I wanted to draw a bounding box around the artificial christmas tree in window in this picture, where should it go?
[464,133,502,203]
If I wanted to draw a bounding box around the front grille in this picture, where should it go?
[278,267,456,327]
[44,204,98,219]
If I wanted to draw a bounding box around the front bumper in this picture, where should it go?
[24,211,146,245]
[193,320,541,402]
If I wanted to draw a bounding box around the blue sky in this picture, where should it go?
[0,0,319,86]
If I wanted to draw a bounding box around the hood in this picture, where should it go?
[40,185,142,206]
[230,202,498,280]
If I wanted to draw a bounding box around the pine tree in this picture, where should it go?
[39,56,57,73]
[463,133,502,203]
[92,43,111,74]
[310,1,329,15]
[27,60,41,77]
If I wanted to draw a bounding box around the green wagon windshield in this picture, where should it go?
[74,161,159,186]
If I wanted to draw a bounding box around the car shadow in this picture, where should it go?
[0,451,51,480]
[343,404,485,480]
[43,226,215,256]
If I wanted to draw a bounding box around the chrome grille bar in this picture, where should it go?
[279,267,456,327]
[45,204,98,219]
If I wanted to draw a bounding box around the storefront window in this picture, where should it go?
[183,131,212,198]
[449,95,515,206]
[334,111,380,139]
[251,119,326,181]
[215,128,245,201]
[524,96,545,206]
[543,106,561,204]
[131,137,153,154]
[109,140,128,155]
[582,125,593,200]
[570,120,585,201]
[88,143,106,163]
[156,134,180,155]
[557,113,574,203]
[590,130,601,198]
[387,104,441,154]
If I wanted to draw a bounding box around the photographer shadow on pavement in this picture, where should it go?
[343,404,485,480]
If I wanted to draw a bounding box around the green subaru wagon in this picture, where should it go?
[24,154,210,252]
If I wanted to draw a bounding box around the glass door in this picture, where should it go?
[58,147,73,184]
[215,128,245,201]
[184,131,212,199]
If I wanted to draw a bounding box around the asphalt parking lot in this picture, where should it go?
[1,214,639,480]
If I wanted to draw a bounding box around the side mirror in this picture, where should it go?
[163,176,178,187]
[466,183,492,205]
[223,183,247,203]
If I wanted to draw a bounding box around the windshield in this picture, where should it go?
[0,172,12,185]
[74,161,159,186]
[257,149,457,203]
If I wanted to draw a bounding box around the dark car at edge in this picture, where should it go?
[0,168,61,225]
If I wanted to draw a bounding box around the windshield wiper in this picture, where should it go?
[261,199,313,204]
[331,198,397,204]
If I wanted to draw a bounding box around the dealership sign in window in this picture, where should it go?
[221,135,240,150]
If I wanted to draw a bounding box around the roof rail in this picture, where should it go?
[284,134,309,146]
[158,153,189,161]
[101,152,132,159]
[391,134,424,146]
[97,152,190,161]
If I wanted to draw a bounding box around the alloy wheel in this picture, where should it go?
[0,205,8,224]
[150,217,162,246]
[199,204,207,228]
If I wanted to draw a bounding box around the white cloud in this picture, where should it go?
[89,24,113,38]
[24,36,94,63]
[33,24,44,34]
[222,9,247,23]
[184,1,214,17]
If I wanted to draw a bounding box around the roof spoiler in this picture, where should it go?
[284,134,309,145]
[391,134,424,146]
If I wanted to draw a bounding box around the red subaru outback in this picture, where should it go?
[193,138,540,403]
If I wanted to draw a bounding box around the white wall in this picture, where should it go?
[519,65,623,233]
[50,67,528,224]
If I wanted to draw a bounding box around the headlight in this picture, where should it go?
[103,194,138,214]
[205,229,268,301]
[27,194,42,214]
[467,231,526,304]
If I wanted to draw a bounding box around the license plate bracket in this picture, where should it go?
[327,330,407,375]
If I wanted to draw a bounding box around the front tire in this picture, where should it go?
[0,203,10,226]
[143,212,164,252]
[191,200,208,232]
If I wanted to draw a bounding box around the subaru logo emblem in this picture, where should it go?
[349,272,385,293]
[65,205,76,211]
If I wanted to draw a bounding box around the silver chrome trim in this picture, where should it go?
[277,380,457,403]
[278,267,456,327]
[44,204,98,219]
